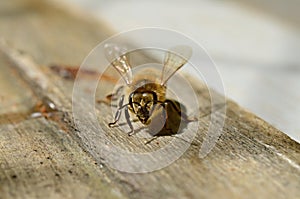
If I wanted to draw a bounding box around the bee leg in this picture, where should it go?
[164,100,196,122]
[110,85,124,100]
[108,95,125,127]
[144,136,158,145]
[124,106,134,136]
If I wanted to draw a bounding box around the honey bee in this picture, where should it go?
[101,43,194,136]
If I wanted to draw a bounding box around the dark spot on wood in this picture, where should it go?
[11,175,17,179]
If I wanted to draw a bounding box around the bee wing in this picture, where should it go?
[104,43,132,85]
[161,45,192,85]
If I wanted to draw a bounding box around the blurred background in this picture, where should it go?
[64,0,300,142]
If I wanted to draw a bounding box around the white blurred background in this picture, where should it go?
[65,0,300,142]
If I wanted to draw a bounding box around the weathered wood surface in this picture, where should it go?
[0,0,299,199]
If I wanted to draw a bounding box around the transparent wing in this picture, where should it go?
[161,45,192,85]
[104,43,132,85]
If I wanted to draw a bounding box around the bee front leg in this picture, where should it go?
[108,95,125,127]
[124,106,134,136]
[108,95,134,135]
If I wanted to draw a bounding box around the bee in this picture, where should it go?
[100,43,194,136]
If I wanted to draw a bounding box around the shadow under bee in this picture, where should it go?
[147,99,190,137]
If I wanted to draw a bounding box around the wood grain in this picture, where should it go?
[0,0,299,199]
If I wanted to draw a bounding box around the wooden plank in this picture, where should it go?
[0,118,123,199]
[2,37,300,199]
[0,51,35,115]
[0,0,299,199]
[0,46,124,199]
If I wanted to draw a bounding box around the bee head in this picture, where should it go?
[129,91,157,124]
